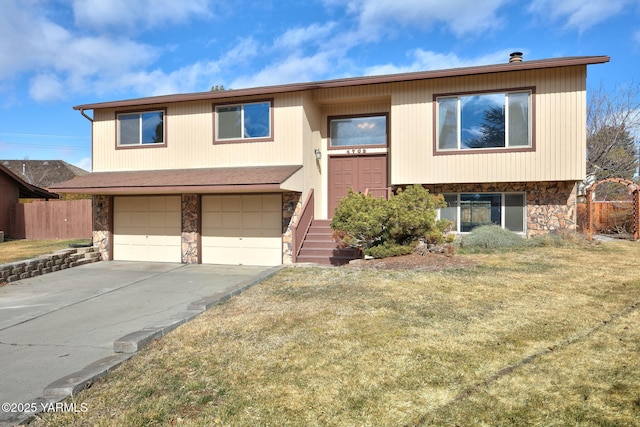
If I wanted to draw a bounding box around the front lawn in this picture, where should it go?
[33,240,640,426]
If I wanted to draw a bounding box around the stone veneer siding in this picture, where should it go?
[424,181,578,237]
[181,194,199,264]
[282,192,302,264]
[93,195,112,261]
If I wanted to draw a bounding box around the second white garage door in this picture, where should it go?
[202,194,282,266]
[113,196,182,263]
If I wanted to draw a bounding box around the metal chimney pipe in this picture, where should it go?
[509,52,523,63]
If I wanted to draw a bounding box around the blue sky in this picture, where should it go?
[1,0,639,171]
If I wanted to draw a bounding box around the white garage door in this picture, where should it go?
[202,194,282,266]
[113,196,181,263]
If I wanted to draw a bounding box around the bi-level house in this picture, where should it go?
[52,53,609,266]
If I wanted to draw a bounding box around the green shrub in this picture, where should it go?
[459,225,525,251]
[330,185,446,258]
[424,219,455,245]
[329,190,387,249]
[366,241,416,258]
[385,185,445,245]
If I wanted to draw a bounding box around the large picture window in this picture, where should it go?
[439,193,526,233]
[330,115,387,147]
[437,90,531,151]
[118,111,164,146]
[215,101,271,141]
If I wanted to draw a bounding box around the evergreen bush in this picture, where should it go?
[330,185,446,257]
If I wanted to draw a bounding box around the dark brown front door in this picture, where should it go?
[328,154,387,216]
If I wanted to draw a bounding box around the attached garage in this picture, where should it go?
[202,194,282,266]
[50,166,303,265]
[113,196,181,262]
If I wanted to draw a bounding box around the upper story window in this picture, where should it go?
[329,115,387,148]
[117,110,165,147]
[215,101,272,142]
[436,89,532,152]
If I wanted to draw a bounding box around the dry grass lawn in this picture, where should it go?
[0,239,91,264]
[33,240,640,426]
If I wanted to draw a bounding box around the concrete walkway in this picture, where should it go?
[0,261,279,426]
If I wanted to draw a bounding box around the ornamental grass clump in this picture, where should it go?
[330,185,446,258]
[459,224,526,252]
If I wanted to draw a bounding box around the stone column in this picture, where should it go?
[93,195,112,261]
[282,192,302,264]
[182,194,200,264]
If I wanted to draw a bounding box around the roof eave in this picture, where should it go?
[73,55,610,111]
[51,183,286,195]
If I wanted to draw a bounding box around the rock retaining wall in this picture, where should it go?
[0,247,101,284]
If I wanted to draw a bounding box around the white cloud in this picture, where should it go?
[0,0,162,101]
[230,51,335,88]
[109,62,220,97]
[345,0,510,39]
[274,22,338,50]
[528,0,633,32]
[72,0,213,32]
[228,21,358,89]
[93,36,265,96]
[364,48,522,76]
[29,74,65,102]
[0,0,224,102]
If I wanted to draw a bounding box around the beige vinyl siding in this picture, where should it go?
[92,93,306,172]
[390,66,587,184]
[91,65,588,186]
[301,93,323,217]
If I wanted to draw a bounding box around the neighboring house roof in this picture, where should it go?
[0,163,59,199]
[73,55,610,111]
[0,160,89,189]
[50,165,303,194]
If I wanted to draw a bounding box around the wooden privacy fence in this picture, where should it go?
[577,201,634,234]
[9,199,92,240]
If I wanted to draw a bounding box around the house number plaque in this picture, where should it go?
[346,148,367,154]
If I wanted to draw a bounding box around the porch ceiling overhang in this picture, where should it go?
[49,165,303,195]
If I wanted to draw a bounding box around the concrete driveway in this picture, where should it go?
[0,261,279,426]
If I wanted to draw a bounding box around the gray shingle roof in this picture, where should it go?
[0,160,89,190]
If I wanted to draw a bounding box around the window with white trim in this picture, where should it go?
[118,111,164,146]
[437,90,531,151]
[215,101,271,141]
[440,193,526,233]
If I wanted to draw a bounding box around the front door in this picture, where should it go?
[328,154,387,215]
